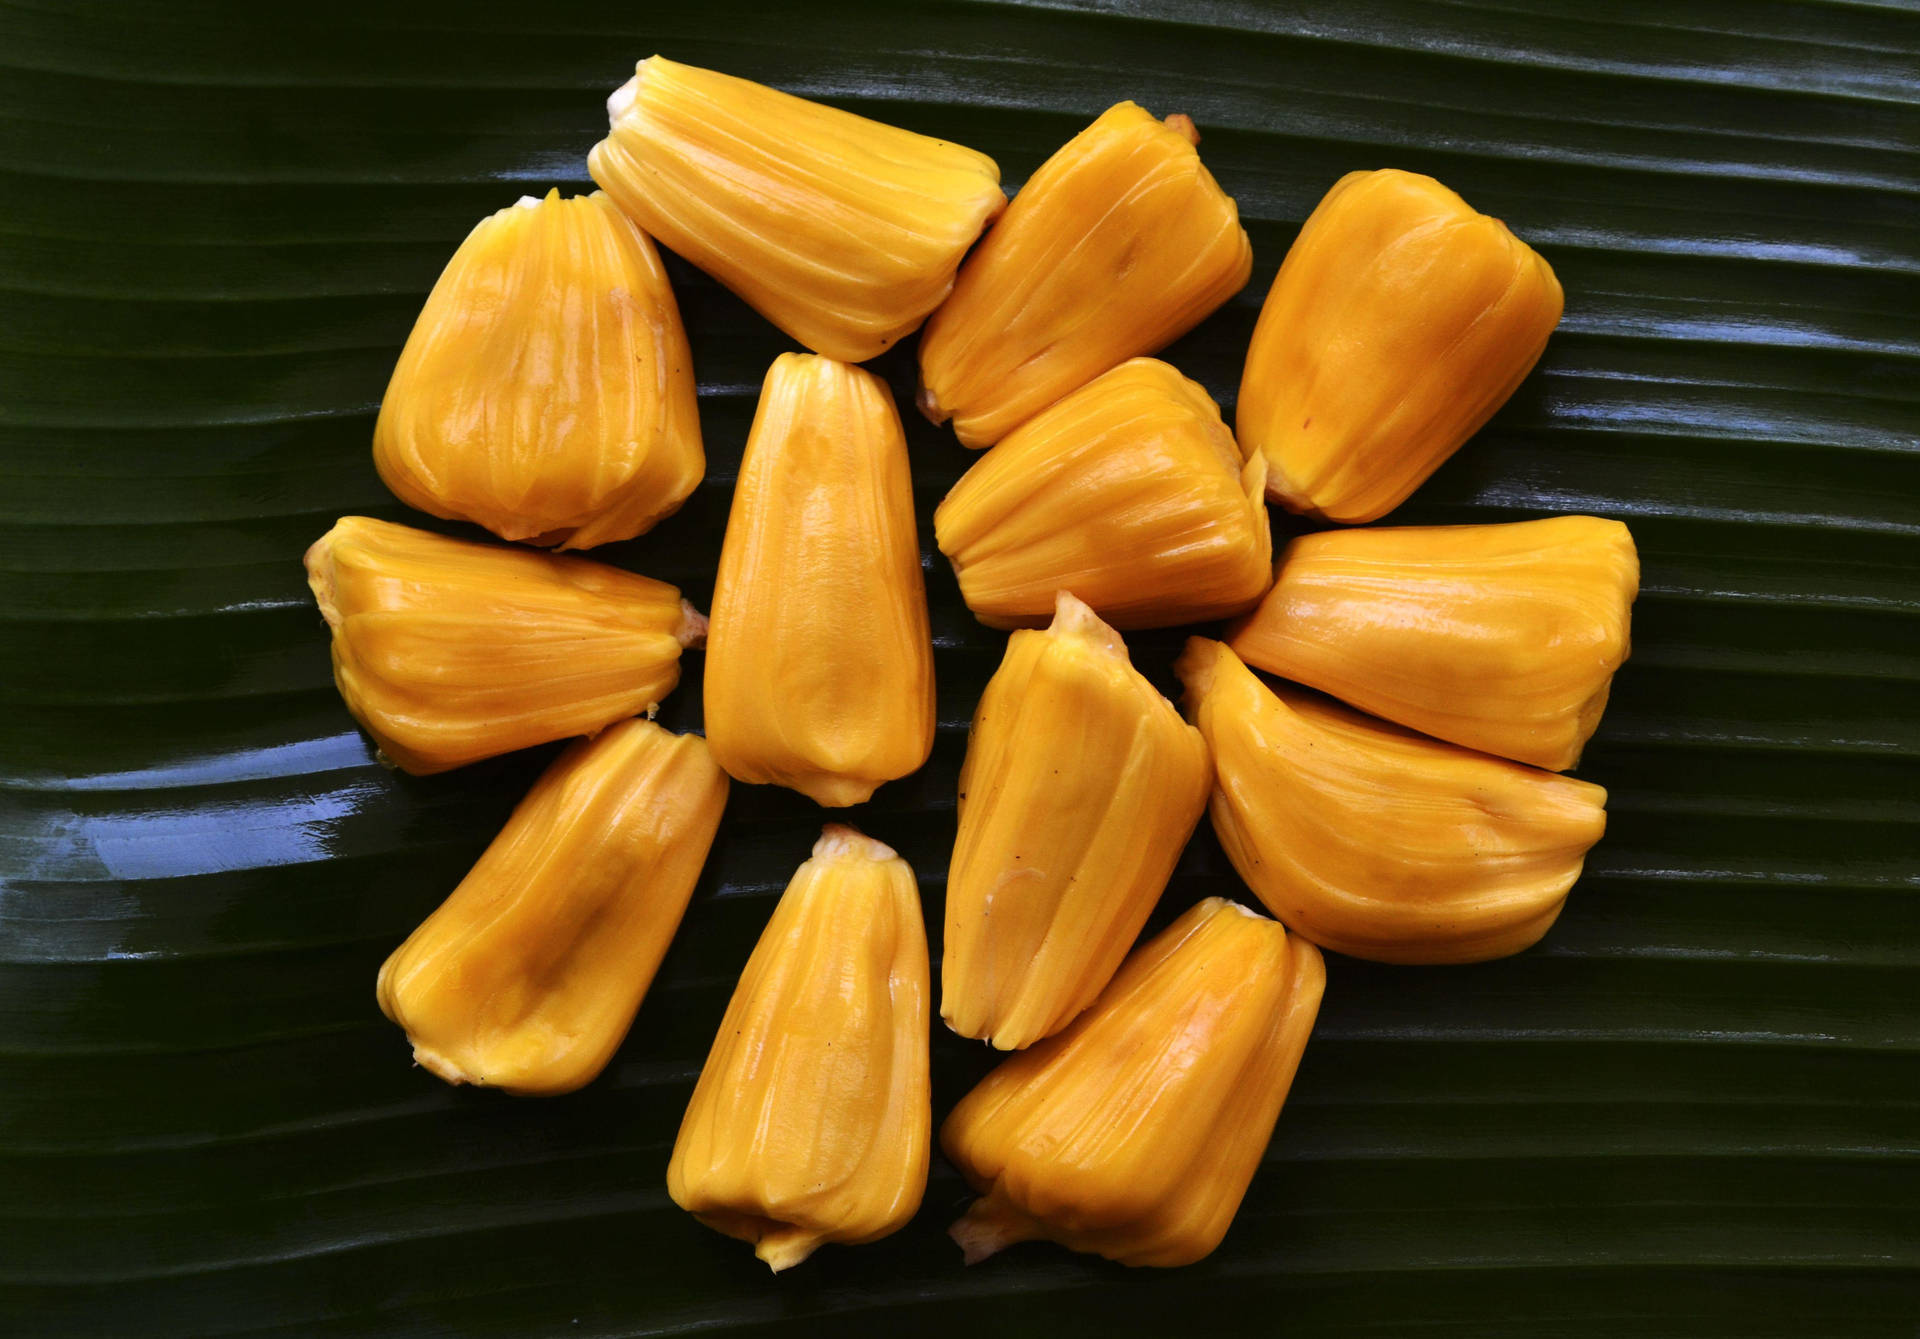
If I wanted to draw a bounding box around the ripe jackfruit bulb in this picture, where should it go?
[934,358,1271,630]
[942,897,1324,1268]
[1237,168,1564,522]
[704,353,936,806]
[669,825,931,1271]
[943,592,1212,1050]
[1229,516,1638,771]
[376,719,727,1094]
[589,56,1005,363]
[304,517,703,774]
[372,190,702,550]
[918,102,1252,448]
[1179,640,1607,964]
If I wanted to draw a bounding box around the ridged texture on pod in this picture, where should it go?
[704,354,936,806]
[372,190,702,550]
[376,720,727,1094]
[304,517,703,774]
[1237,169,1564,522]
[1228,516,1638,772]
[942,897,1324,1268]
[918,102,1253,448]
[1178,640,1606,964]
[943,593,1212,1050]
[669,825,931,1272]
[934,358,1271,630]
[588,56,1005,363]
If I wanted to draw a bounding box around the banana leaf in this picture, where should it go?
[3,1,1917,1334]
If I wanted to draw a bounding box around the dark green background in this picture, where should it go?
[3,1,1917,1334]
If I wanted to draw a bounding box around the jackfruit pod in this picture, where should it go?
[1227,516,1638,771]
[1178,639,1606,964]
[918,102,1252,448]
[934,358,1271,630]
[304,516,703,774]
[669,825,931,1271]
[589,56,1005,363]
[943,592,1212,1050]
[1237,169,1564,522]
[376,720,727,1094]
[942,897,1324,1268]
[704,354,936,806]
[373,189,702,550]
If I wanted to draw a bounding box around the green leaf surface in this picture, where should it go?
[3,0,1917,1334]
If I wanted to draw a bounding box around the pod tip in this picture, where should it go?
[410,1044,480,1088]
[755,1226,824,1273]
[917,381,948,428]
[1047,591,1126,660]
[607,72,640,125]
[949,1194,1044,1266]
[676,600,709,648]
[814,823,900,864]
[1173,636,1223,700]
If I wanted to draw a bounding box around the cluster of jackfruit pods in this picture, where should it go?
[304,55,1640,1274]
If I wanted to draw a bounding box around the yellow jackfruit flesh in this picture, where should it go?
[304,516,703,774]
[943,592,1212,1050]
[669,825,931,1272]
[589,56,1005,363]
[1237,169,1564,522]
[704,353,936,806]
[376,719,728,1094]
[1227,516,1639,772]
[918,102,1253,448]
[373,190,702,550]
[942,897,1324,1268]
[1179,640,1606,964]
[933,358,1271,630]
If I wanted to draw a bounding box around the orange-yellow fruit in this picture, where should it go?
[942,897,1324,1268]
[942,592,1212,1050]
[589,56,1004,362]
[918,102,1252,448]
[1237,169,1564,522]
[933,358,1270,630]
[376,720,727,1095]
[304,516,702,774]
[373,189,701,550]
[1227,516,1638,772]
[669,825,930,1271]
[704,354,935,806]
[1179,639,1607,964]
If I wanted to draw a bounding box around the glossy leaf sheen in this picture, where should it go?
[2,2,1917,1336]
